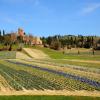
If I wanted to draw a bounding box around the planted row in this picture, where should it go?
[0,63,63,90]
[6,60,100,91]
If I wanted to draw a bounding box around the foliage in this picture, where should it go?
[41,35,100,50]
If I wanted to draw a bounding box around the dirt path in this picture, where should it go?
[0,90,100,97]
[23,48,49,59]
[58,59,100,64]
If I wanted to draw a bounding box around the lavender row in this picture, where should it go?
[0,63,62,90]
[25,59,100,74]
[7,60,100,90]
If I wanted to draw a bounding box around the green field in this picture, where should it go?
[0,59,99,91]
[31,46,100,61]
[46,59,100,69]
[0,96,99,100]
[25,46,100,69]
[0,46,100,99]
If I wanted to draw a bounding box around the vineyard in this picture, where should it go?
[0,59,99,93]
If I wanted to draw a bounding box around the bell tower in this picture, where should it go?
[18,28,24,37]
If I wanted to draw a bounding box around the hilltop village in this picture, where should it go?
[0,28,42,51]
[0,28,100,52]
[8,28,42,45]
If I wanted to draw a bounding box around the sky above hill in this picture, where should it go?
[0,0,100,36]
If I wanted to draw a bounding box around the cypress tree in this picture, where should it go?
[3,30,5,36]
[0,30,1,36]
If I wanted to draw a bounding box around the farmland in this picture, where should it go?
[0,47,100,100]
[31,46,100,60]
[0,58,100,93]
[0,0,100,99]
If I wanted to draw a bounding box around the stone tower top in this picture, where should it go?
[18,28,24,37]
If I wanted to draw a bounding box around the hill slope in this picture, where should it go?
[23,48,49,59]
[16,52,31,59]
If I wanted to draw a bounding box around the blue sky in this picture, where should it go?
[0,0,100,36]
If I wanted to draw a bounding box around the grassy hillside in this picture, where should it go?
[31,46,100,61]
[24,46,100,69]
[26,45,66,59]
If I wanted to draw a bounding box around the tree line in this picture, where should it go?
[0,29,100,52]
[41,35,100,51]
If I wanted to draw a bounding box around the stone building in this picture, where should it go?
[17,28,42,45]
[18,28,24,37]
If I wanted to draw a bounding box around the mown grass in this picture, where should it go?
[64,55,100,61]
[51,59,100,69]
[31,46,100,61]
[28,46,100,69]
[24,45,65,59]
[0,96,99,100]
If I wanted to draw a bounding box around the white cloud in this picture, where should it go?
[81,3,100,15]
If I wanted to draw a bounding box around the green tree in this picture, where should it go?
[50,37,61,50]
[0,30,1,36]
[47,36,52,45]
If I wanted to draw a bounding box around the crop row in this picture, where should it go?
[0,63,64,91]
[24,59,100,74]
[6,60,100,91]
[21,59,100,82]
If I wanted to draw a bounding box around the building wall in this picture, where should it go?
[18,28,24,37]
[17,28,42,45]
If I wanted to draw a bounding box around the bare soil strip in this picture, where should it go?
[0,90,100,97]
[62,59,100,64]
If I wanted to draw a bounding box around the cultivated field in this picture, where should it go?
[0,59,100,96]
[0,47,100,99]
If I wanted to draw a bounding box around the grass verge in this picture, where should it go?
[0,96,99,100]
